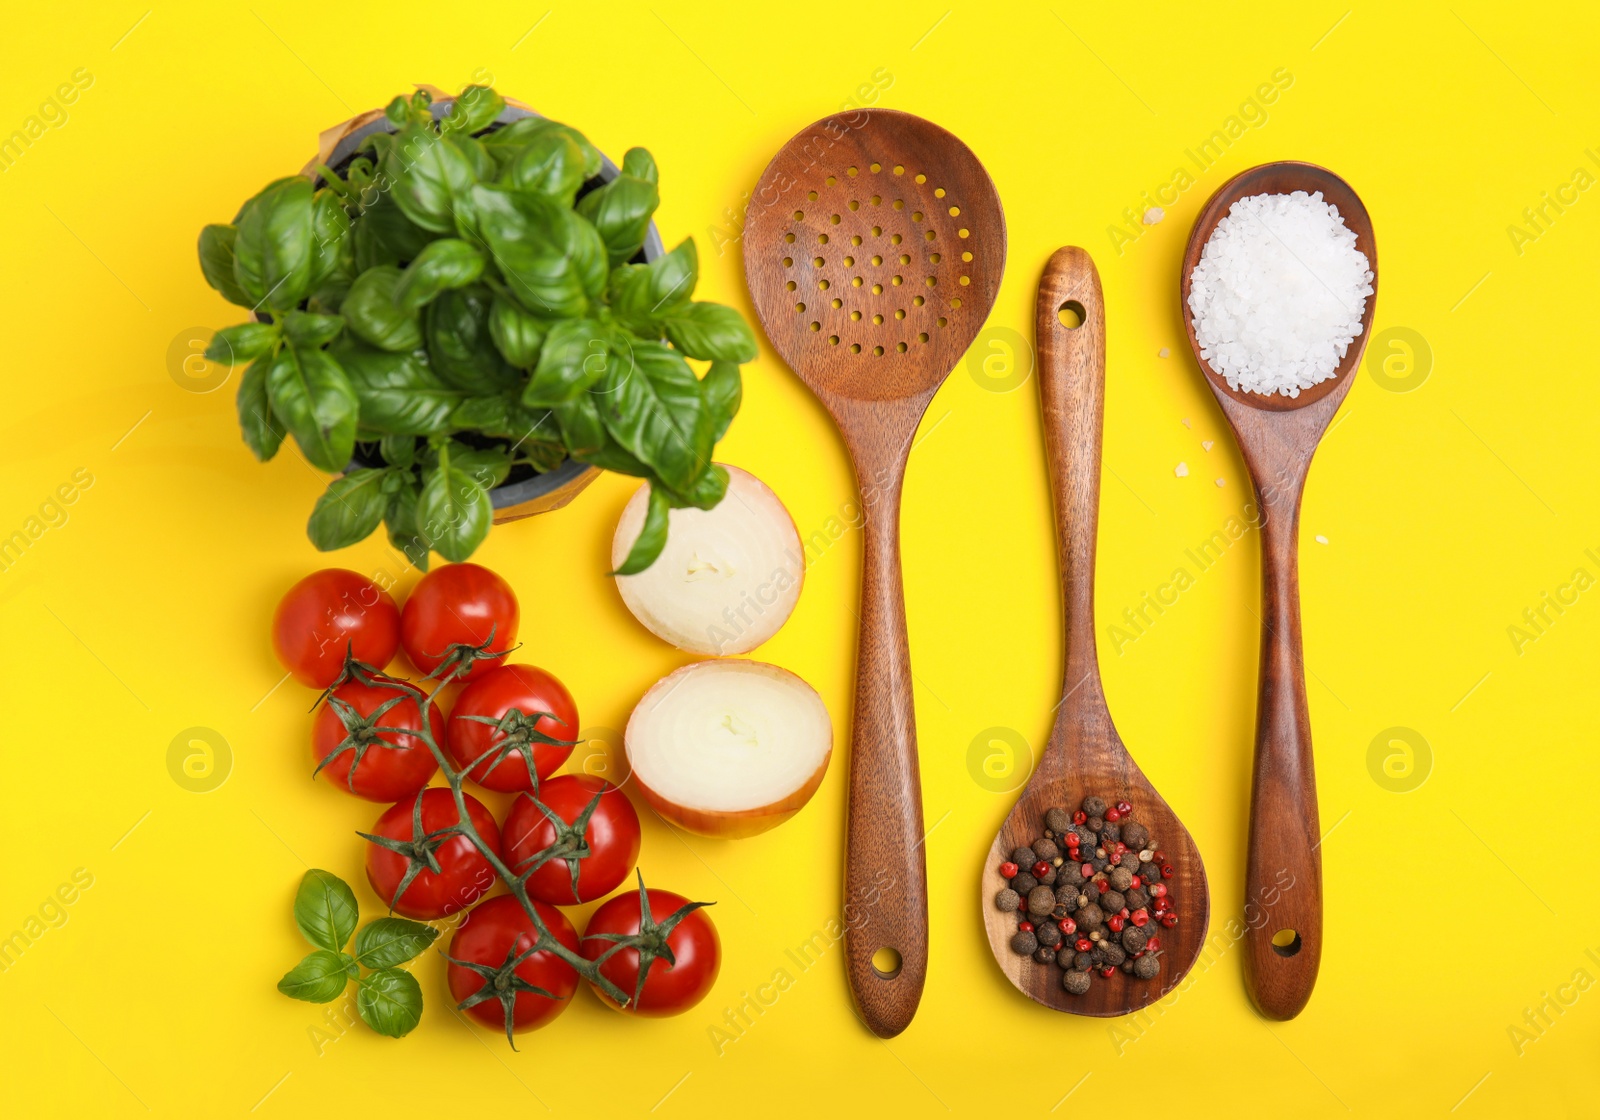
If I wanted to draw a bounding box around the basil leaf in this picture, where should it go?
[454,134,496,184]
[198,224,253,307]
[607,264,657,335]
[576,172,659,267]
[576,434,651,477]
[553,395,606,457]
[355,968,424,1038]
[380,433,417,469]
[385,478,431,569]
[307,468,389,550]
[353,917,439,969]
[332,336,460,435]
[281,311,344,349]
[441,84,505,136]
[237,356,285,461]
[308,188,353,292]
[417,460,492,562]
[342,266,423,352]
[277,950,358,1003]
[505,131,587,204]
[265,345,359,472]
[482,117,601,179]
[701,359,743,443]
[205,321,279,364]
[664,461,730,511]
[394,238,485,312]
[621,146,659,186]
[524,318,611,407]
[470,184,600,318]
[612,484,670,575]
[450,395,511,432]
[488,293,548,368]
[234,177,315,312]
[599,340,706,492]
[448,443,511,490]
[293,869,360,953]
[354,192,437,272]
[387,122,477,235]
[640,237,698,315]
[425,286,519,393]
[663,301,758,362]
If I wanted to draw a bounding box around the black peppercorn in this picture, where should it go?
[1121,926,1147,954]
[1100,890,1126,915]
[1100,942,1126,967]
[1077,903,1104,929]
[1054,887,1079,912]
[1121,822,1150,850]
[1091,857,1109,873]
[1045,807,1071,833]
[1057,946,1077,968]
[1074,951,1094,971]
[1035,866,1057,887]
[1011,930,1038,955]
[1063,970,1092,995]
[1133,953,1160,979]
[1027,885,1056,916]
[1099,824,1121,846]
[1082,796,1107,817]
[1121,960,1135,974]
[1011,846,1036,867]
[995,888,1020,912]
[1057,862,1085,888]
[1125,887,1149,911]
[1034,946,1055,964]
[1011,872,1038,894]
[1086,816,1105,834]
[1036,921,1062,948]
[1108,867,1134,892]
[1033,838,1060,863]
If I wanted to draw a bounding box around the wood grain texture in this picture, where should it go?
[981,247,1210,1017]
[1179,162,1378,1020]
[743,110,1006,1037]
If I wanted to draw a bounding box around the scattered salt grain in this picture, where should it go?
[1144,207,1165,226]
[1181,418,1191,429]
[1315,535,1329,545]
[1214,478,1225,487]
[1187,190,1373,398]
[1158,347,1170,359]
[1175,462,1189,477]
[1202,440,1214,451]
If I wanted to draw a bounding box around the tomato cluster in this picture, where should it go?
[273,564,720,1042]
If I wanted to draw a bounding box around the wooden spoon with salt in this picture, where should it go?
[1179,161,1377,1020]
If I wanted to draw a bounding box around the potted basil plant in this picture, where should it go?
[197,83,756,573]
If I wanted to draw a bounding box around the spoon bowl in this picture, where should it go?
[1179,161,1377,1020]
[982,247,1210,1016]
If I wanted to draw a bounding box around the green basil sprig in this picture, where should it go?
[276,869,436,1039]
[198,82,755,572]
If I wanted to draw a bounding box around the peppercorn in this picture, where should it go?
[1100,942,1126,968]
[1139,861,1159,881]
[1091,857,1109,873]
[1034,946,1055,963]
[1036,920,1062,948]
[1054,884,1079,910]
[1033,838,1060,863]
[1122,960,1135,974]
[1086,816,1105,834]
[1057,862,1085,888]
[1011,872,1038,894]
[1125,887,1149,911]
[1063,970,1092,996]
[1099,824,1121,846]
[998,860,1019,879]
[1100,890,1126,915]
[1035,866,1057,887]
[1010,846,1036,866]
[1133,954,1160,980]
[1121,926,1147,954]
[1050,901,1069,921]
[1027,885,1056,916]
[995,888,1020,912]
[1077,903,1105,929]
[1082,796,1107,817]
[1010,929,1038,955]
[1121,822,1150,850]
[1074,951,1094,971]
[1108,866,1134,892]
[1045,807,1071,833]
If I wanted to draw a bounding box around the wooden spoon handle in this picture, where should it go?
[1036,247,1107,702]
[1243,484,1322,1019]
[843,454,928,1038]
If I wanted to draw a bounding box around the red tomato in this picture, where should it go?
[446,664,577,791]
[364,788,501,920]
[447,895,580,1042]
[581,881,719,1016]
[311,678,442,802]
[504,776,641,904]
[400,563,518,681]
[272,569,400,687]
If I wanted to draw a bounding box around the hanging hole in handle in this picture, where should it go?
[1058,300,1087,329]
[871,946,903,979]
[1270,929,1302,957]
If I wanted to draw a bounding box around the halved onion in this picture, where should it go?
[612,465,803,655]
[625,660,831,839]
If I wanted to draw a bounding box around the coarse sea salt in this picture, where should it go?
[1187,190,1373,398]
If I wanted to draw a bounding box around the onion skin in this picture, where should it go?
[629,750,831,839]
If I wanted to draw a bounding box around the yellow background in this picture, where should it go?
[1,2,1596,1115]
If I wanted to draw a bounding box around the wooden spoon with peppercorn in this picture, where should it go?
[981,247,1210,1016]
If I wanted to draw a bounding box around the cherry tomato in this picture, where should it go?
[272,569,399,687]
[311,678,442,802]
[446,664,577,791]
[400,563,518,681]
[581,880,719,1016]
[364,788,501,920]
[447,895,580,1042]
[504,776,641,904]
